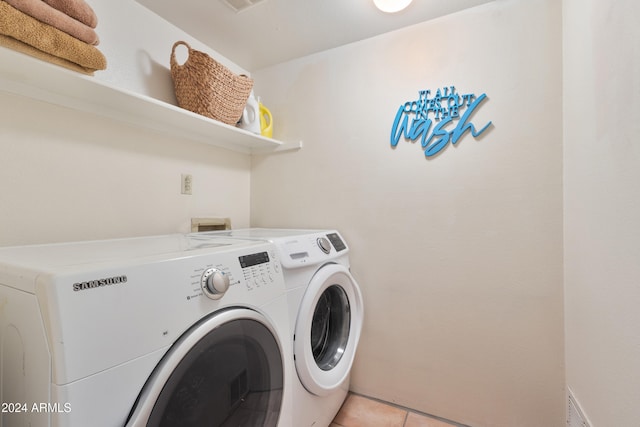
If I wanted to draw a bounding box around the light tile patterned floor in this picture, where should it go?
[331,393,464,427]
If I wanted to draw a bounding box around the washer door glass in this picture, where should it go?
[294,263,364,397]
[127,309,283,427]
[311,284,350,371]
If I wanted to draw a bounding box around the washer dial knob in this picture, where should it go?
[317,237,331,254]
[201,268,230,300]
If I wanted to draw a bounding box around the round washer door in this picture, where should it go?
[294,263,364,396]
[127,308,284,427]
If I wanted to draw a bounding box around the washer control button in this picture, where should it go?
[201,268,230,300]
[317,237,331,254]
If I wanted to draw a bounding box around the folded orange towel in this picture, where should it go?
[42,0,97,29]
[0,34,96,75]
[0,1,106,70]
[4,0,99,45]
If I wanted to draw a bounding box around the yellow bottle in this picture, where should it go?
[259,101,273,138]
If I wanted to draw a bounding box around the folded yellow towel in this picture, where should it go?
[0,35,96,75]
[42,0,97,29]
[4,0,99,45]
[0,1,106,71]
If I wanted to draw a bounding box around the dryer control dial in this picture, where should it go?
[317,237,331,254]
[201,268,230,300]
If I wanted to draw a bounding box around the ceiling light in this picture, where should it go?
[373,0,413,13]
[221,0,266,13]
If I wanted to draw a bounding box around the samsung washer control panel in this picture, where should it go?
[188,246,283,301]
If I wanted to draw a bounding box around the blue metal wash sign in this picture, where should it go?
[391,86,492,157]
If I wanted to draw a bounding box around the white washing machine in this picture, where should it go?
[0,233,293,427]
[204,229,364,427]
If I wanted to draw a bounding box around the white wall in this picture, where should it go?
[563,0,640,426]
[0,92,250,246]
[251,1,564,426]
[0,0,251,246]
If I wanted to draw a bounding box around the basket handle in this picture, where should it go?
[171,41,191,69]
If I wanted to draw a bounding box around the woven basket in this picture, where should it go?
[170,41,254,125]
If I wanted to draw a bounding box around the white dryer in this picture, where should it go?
[0,233,293,427]
[204,229,364,427]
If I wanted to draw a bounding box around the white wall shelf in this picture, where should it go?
[0,47,302,155]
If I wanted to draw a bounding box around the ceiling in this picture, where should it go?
[136,0,495,71]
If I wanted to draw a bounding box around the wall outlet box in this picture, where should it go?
[181,174,192,195]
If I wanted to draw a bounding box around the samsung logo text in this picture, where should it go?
[73,275,128,292]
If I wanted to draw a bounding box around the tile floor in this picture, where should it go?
[331,393,466,427]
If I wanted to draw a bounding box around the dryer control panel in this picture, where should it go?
[277,231,349,269]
